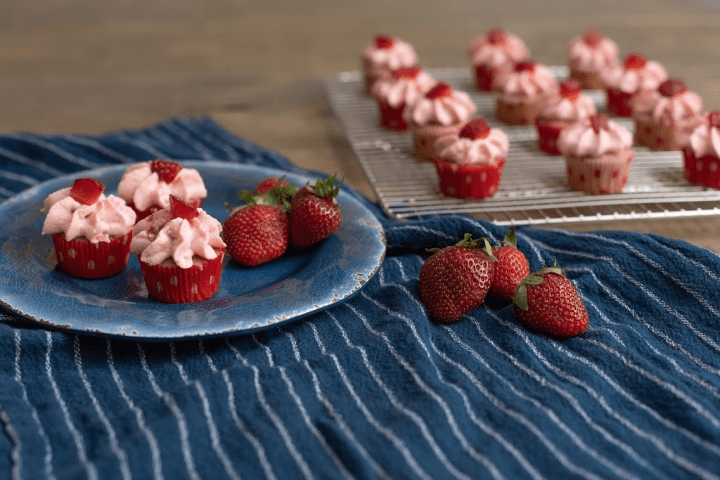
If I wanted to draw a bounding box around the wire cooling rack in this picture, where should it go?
[325,67,720,225]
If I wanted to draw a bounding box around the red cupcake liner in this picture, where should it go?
[52,232,132,279]
[535,119,565,155]
[432,158,505,200]
[474,64,496,92]
[634,119,676,151]
[682,148,720,189]
[565,149,634,194]
[606,88,634,117]
[139,249,225,303]
[412,123,462,161]
[377,100,408,131]
[497,98,538,125]
[131,198,203,222]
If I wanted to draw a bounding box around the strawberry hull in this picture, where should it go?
[139,249,225,304]
[432,158,505,200]
[52,232,132,279]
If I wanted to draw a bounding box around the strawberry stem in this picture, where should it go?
[502,227,517,248]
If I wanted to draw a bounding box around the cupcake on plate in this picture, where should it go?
[131,195,226,303]
[118,159,207,221]
[466,28,530,92]
[566,29,620,90]
[558,114,634,194]
[361,34,418,94]
[403,82,477,161]
[631,78,704,151]
[371,66,437,131]
[431,118,509,200]
[682,111,720,188]
[535,78,597,155]
[42,177,136,279]
[601,52,667,118]
[496,60,559,125]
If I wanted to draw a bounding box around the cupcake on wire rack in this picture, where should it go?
[601,52,667,118]
[466,28,530,92]
[370,66,437,131]
[361,34,418,94]
[535,78,597,155]
[682,111,720,189]
[566,29,620,90]
[496,60,559,125]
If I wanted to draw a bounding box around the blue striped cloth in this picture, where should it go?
[1,117,720,480]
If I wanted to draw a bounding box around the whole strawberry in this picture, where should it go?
[223,189,291,267]
[253,177,292,196]
[418,234,497,323]
[289,175,343,250]
[512,267,589,337]
[488,228,530,303]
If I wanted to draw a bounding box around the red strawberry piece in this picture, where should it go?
[392,67,421,80]
[488,228,530,303]
[70,178,105,205]
[150,159,183,184]
[559,78,582,101]
[289,175,343,250]
[374,35,395,49]
[253,177,291,196]
[590,114,609,134]
[426,82,453,99]
[170,195,199,221]
[658,78,687,98]
[512,266,589,337]
[515,60,536,73]
[459,118,492,140]
[582,29,603,47]
[623,53,647,70]
[486,28,507,45]
[418,234,497,323]
[223,191,289,267]
[708,110,720,128]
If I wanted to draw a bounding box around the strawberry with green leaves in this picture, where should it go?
[488,228,530,303]
[418,233,497,323]
[253,177,292,196]
[512,266,589,337]
[289,175,343,250]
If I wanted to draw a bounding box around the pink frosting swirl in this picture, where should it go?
[601,60,667,94]
[42,188,136,243]
[371,70,437,108]
[130,208,225,268]
[558,116,633,157]
[498,63,558,102]
[362,37,417,71]
[434,129,509,166]
[537,92,597,123]
[118,162,207,212]
[566,34,619,72]
[466,31,529,68]
[631,89,703,125]
[688,121,720,158]
[403,90,477,127]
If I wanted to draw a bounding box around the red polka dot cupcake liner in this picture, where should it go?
[634,119,677,151]
[606,88,634,117]
[682,148,720,189]
[52,232,132,279]
[377,100,409,131]
[565,150,634,194]
[473,64,497,92]
[139,249,225,304]
[535,119,566,155]
[432,158,505,200]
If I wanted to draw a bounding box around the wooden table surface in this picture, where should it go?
[3,0,720,252]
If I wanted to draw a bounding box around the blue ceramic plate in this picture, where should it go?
[0,162,385,341]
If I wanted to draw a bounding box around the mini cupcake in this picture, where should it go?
[42,178,136,279]
[361,34,418,94]
[535,78,597,155]
[601,53,668,118]
[632,78,704,151]
[131,196,226,303]
[682,111,720,188]
[371,67,437,131]
[496,61,559,125]
[558,114,635,194]
[118,159,207,221]
[403,82,477,161]
[566,29,620,90]
[431,118,509,200]
[466,28,530,92]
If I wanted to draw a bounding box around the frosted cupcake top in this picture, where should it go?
[403,82,477,127]
[631,78,703,125]
[361,35,418,71]
[371,67,437,108]
[687,111,720,158]
[466,28,529,68]
[601,53,667,94]
[537,79,597,123]
[118,160,207,212]
[42,179,136,243]
[497,61,558,102]
[434,118,509,166]
[558,114,633,157]
[130,198,225,268]
[566,29,619,73]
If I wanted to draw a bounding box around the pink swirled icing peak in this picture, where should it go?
[118,162,207,212]
[558,114,633,157]
[466,28,529,67]
[362,35,418,71]
[434,121,509,166]
[538,88,597,123]
[371,67,437,108]
[688,112,720,158]
[498,61,558,100]
[403,83,477,127]
[601,53,667,93]
[566,29,619,72]
[631,79,703,125]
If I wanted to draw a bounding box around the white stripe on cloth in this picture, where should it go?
[0,408,21,480]
[3,133,101,169]
[0,146,64,176]
[61,135,136,164]
[159,121,215,160]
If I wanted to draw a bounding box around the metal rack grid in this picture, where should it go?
[325,67,720,225]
